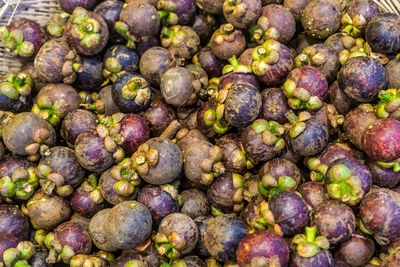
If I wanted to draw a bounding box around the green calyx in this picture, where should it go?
[251,39,281,76]
[37,163,74,197]
[231,145,254,171]
[295,46,326,68]
[70,7,101,49]
[47,12,70,37]
[375,88,400,119]
[121,76,152,105]
[103,57,124,82]
[3,241,35,267]
[154,231,185,261]
[198,146,225,186]
[70,254,105,267]
[286,111,311,139]
[0,167,38,200]
[61,49,83,84]
[338,36,370,65]
[81,174,104,204]
[327,164,363,206]
[79,91,106,114]
[212,24,236,45]
[115,20,137,49]
[341,13,367,37]
[250,16,280,45]
[251,119,285,152]
[160,25,188,49]
[247,200,283,235]
[223,0,248,19]
[95,122,125,162]
[376,160,400,172]
[0,72,33,100]
[306,158,328,182]
[157,0,178,26]
[0,27,35,58]
[203,105,229,135]
[283,79,323,111]
[292,226,329,258]
[222,56,252,75]
[44,232,76,264]
[260,174,297,199]
[32,95,69,126]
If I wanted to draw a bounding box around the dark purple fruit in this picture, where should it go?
[194,47,222,78]
[0,234,19,265]
[194,215,212,258]
[223,0,262,29]
[211,24,246,60]
[109,250,148,267]
[341,0,379,37]
[326,80,357,115]
[32,83,80,126]
[236,230,290,266]
[143,97,176,136]
[295,44,340,84]
[251,39,294,85]
[359,188,400,245]
[65,7,109,56]
[37,146,85,197]
[363,118,400,161]
[311,200,355,246]
[157,0,197,26]
[325,157,372,206]
[283,66,328,111]
[34,40,82,84]
[284,0,312,22]
[385,58,400,89]
[0,204,29,241]
[335,233,375,267]
[0,18,44,58]
[366,13,400,54]
[180,189,210,219]
[3,112,56,158]
[94,0,124,43]
[250,4,295,45]
[70,174,105,218]
[74,130,114,173]
[112,73,152,113]
[366,159,400,189]
[61,109,98,146]
[139,47,174,86]
[301,0,341,40]
[0,72,33,113]
[298,181,327,209]
[60,0,97,13]
[343,104,377,150]
[260,87,291,124]
[338,57,387,103]
[204,214,248,262]
[132,137,182,185]
[25,190,71,230]
[240,200,281,233]
[155,213,199,261]
[104,201,152,249]
[73,56,104,91]
[137,184,179,223]
[103,45,139,82]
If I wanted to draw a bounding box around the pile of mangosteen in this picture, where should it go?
[0,0,400,266]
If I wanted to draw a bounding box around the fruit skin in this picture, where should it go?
[3,112,56,156]
[269,190,309,236]
[338,57,387,103]
[223,0,262,30]
[311,200,355,246]
[385,58,400,89]
[298,181,327,209]
[60,0,98,13]
[366,13,400,54]
[289,249,334,267]
[211,24,246,60]
[99,169,138,205]
[180,188,210,219]
[25,190,71,230]
[204,214,248,262]
[284,0,312,22]
[70,180,105,218]
[301,0,342,40]
[73,56,104,91]
[94,0,124,43]
[326,80,357,115]
[0,234,19,264]
[139,47,173,86]
[366,159,400,189]
[89,208,118,252]
[194,215,212,258]
[362,118,400,161]
[236,230,290,267]
[61,109,98,146]
[104,201,153,249]
[74,130,114,173]
[359,187,400,245]
[143,97,176,136]
[334,233,375,267]
[196,0,224,14]
[260,88,291,124]
[117,113,151,156]
[0,204,29,241]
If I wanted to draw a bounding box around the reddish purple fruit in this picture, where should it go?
[366,13,400,54]
[0,205,29,241]
[61,109,98,146]
[60,0,98,13]
[335,233,375,267]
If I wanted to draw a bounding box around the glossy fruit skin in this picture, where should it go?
[290,249,334,267]
[338,57,387,103]
[53,221,92,255]
[269,190,309,236]
[204,214,248,263]
[143,97,176,136]
[366,13,400,54]
[137,184,179,223]
[236,230,290,267]
[311,200,355,246]
[260,88,291,124]
[366,159,400,189]
[301,0,341,40]
[210,24,246,60]
[0,204,29,241]
[385,58,400,89]
[194,215,212,258]
[61,109,98,146]
[60,0,97,13]
[118,113,150,155]
[74,56,104,91]
[326,80,357,115]
[70,186,105,218]
[334,233,375,267]
[207,172,242,213]
[196,47,222,78]
[359,188,400,244]
[94,0,124,43]
[362,118,400,161]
